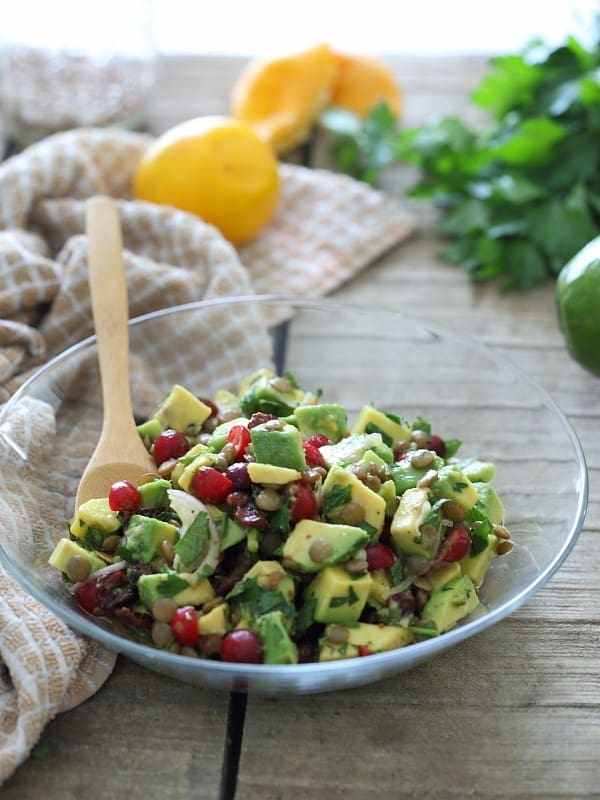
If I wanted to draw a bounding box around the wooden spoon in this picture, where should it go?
[75,196,156,508]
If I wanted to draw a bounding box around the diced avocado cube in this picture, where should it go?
[390,452,445,494]
[247,462,302,485]
[460,534,498,587]
[304,566,373,624]
[250,422,307,471]
[319,621,414,661]
[138,478,171,509]
[372,443,395,464]
[428,562,462,593]
[458,458,496,483]
[48,538,106,575]
[213,389,241,415]
[431,465,479,511]
[69,497,121,540]
[390,487,435,558]
[361,449,388,470]
[198,603,229,636]
[206,504,247,550]
[178,449,222,493]
[474,482,504,525]
[254,610,299,665]
[283,520,369,572]
[320,432,383,468]
[136,417,164,443]
[207,417,249,453]
[379,479,398,517]
[152,384,212,436]
[422,574,480,633]
[244,561,295,603]
[238,369,307,417]
[137,572,214,610]
[293,404,347,443]
[351,405,412,447]
[122,515,178,563]
[368,568,393,604]
[322,465,386,536]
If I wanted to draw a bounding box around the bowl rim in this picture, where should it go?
[0,294,589,688]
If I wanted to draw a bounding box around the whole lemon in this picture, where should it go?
[556,236,600,377]
[133,116,280,246]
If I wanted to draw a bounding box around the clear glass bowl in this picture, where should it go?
[0,296,588,694]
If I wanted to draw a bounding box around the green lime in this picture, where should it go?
[556,238,600,377]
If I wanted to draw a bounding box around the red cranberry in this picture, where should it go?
[303,442,326,468]
[108,480,141,513]
[429,434,446,457]
[234,503,268,529]
[226,424,251,461]
[436,525,472,563]
[114,606,152,630]
[220,629,263,663]
[357,645,373,657]
[248,412,277,429]
[290,483,318,523]
[171,606,199,647]
[193,467,234,504]
[153,429,189,465]
[389,590,416,616]
[225,462,251,490]
[365,543,396,571]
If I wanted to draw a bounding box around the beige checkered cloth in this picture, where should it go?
[0,127,413,781]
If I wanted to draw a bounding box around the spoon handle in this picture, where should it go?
[85,196,134,439]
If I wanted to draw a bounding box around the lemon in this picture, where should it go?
[556,236,600,377]
[133,116,280,246]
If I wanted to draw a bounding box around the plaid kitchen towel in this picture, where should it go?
[0,126,414,781]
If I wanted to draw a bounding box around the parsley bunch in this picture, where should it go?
[321,30,600,290]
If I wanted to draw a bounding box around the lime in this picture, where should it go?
[556,236,600,377]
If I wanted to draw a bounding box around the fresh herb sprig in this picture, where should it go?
[320,29,600,290]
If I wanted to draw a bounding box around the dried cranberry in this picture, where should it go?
[248,412,277,429]
[96,569,136,612]
[429,434,446,458]
[126,561,154,584]
[357,645,373,657]
[365,543,396,571]
[225,462,252,490]
[114,606,152,630]
[436,525,472,563]
[379,520,392,545]
[215,574,241,597]
[193,467,234,504]
[226,491,251,508]
[199,396,219,417]
[108,480,141,513]
[234,502,268,529]
[297,637,318,663]
[153,429,189,465]
[290,483,318,523]
[220,629,263,663]
[171,606,199,647]
[303,442,326,468]
[226,424,252,461]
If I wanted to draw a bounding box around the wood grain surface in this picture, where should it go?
[3,53,598,800]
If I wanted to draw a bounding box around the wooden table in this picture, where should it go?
[3,54,599,800]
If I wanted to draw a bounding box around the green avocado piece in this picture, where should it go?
[302,566,373,624]
[390,451,444,494]
[206,417,249,453]
[254,610,299,664]
[239,369,307,417]
[48,538,106,575]
[293,404,347,443]
[123,515,178,563]
[137,572,214,610]
[136,417,164,443]
[250,422,307,471]
[282,519,369,572]
[457,458,496,483]
[430,464,479,510]
[422,574,480,633]
[152,384,212,436]
[206,504,248,550]
[474,482,504,525]
[138,478,171,509]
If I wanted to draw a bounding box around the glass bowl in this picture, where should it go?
[0,296,588,694]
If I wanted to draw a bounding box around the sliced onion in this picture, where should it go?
[167,489,220,576]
